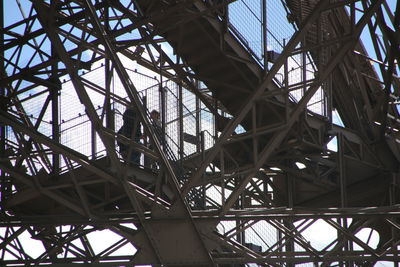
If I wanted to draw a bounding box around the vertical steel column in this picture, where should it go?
[105,4,114,132]
[49,1,60,174]
[221,0,229,50]
[50,77,60,173]
[236,176,245,246]
[178,80,184,161]
[104,6,114,160]
[327,45,333,122]
[284,219,295,267]
[338,133,352,267]
[338,132,346,266]
[91,123,97,159]
[0,0,6,206]
[262,0,267,70]
[284,39,289,123]
[195,80,205,207]
[143,95,150,167]
[277,222,284,263]
[316,3,327,118]
[196,81,201,153]
[338,133,347,207]
[50,45,60,174]
[390,173,398,267]
[252,106,258,164]
[286,173,294,208]
[220,150,225,206]
[159,49,166,139]
[286,166,294,267]
[302,39,307,97]
[213,94,217,142]
[200,129,206,206]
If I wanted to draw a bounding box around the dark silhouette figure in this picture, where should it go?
[118,108,142,165]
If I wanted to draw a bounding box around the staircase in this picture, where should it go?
[285,0,400,146]
[134,0,398,211]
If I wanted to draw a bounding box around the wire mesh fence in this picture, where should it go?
[4,0,328,177]
[227,0,327,118]
[8,59,216,178]
[228,0,263,62]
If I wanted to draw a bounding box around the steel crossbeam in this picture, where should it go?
[1,0,399,266]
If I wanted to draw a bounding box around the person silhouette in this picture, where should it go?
[117,107,142,165]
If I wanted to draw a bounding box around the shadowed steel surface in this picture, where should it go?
[0,0,399,266]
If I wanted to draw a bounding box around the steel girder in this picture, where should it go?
[0,0,399,266]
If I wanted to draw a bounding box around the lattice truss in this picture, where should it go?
[0,0,399,266]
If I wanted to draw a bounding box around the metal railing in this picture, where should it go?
[138,81,216,209]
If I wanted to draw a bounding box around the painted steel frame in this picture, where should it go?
[0,0,399,266]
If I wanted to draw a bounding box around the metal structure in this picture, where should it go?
[0,0,399,266]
